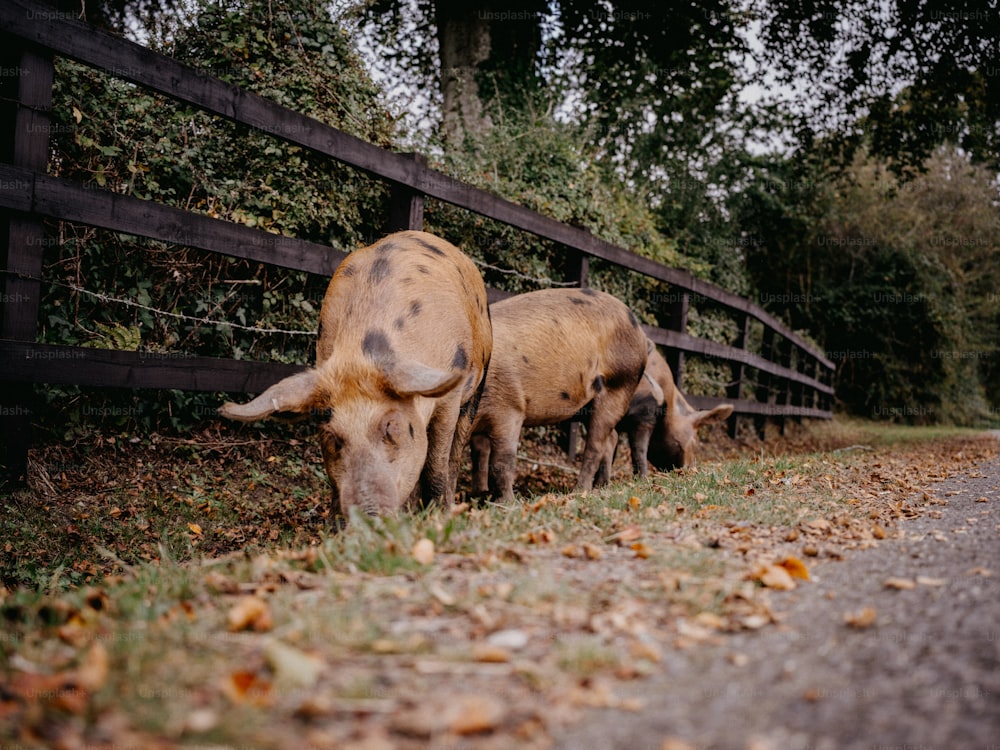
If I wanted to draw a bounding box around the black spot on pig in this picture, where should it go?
[592,375,604,393]
[413,237,446,256]
[452,344,469,370]
[368,255,392,284]
[362,329,394,365]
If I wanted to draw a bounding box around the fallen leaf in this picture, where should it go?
[777,556,810,580]
[752,564,796,590]
[916,576,947,587]
[967,567,993,577]
[75,642,109,692]
[429,583,456,606]
[661,737,696,750]
[872,524,887,539]
[628,496,641,511]
[486,629,528,650]
[185,708,219,733]
[607,525,642,545]
[561,544,579,558]
[227,595,272,632]
[688,613,721,632]
[630,542,653,559]
[630,640,662,662]
[411,538,435,565]
[222,670,272,706]
[806,518,832,531]
[264,640,325,689]
[844,606,877,629]
[740,614,770,630]
[582,542,604,560]
[471,644,510,663]
[883,577,916,590]
[449,694,506,735]
[188,523,203,536]
[975,496,989,503]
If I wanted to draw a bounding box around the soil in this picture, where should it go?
[552,433,1000,750]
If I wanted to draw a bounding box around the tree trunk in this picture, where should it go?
[434,0,545,146]
[436,0,493,146]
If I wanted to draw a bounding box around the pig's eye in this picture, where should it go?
[310,407,333,424]
[321,425,344,453]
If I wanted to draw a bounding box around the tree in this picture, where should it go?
[356,0,743,153]
[753,0,1000,170]
[740,147,1000,423]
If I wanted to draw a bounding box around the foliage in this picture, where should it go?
[36,0,398,438]
[740,147,1000,423]
[754,0,1000,171]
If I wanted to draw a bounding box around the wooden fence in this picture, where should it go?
[0,0,835,485]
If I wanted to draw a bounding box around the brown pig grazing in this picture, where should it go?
[219,231,492,518]
[599,346,733,481]
[469,287,648,502]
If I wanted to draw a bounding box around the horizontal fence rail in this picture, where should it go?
[1,0,834,484]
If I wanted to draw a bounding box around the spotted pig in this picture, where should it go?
[599,345,733,481]
[219,231,492,518]
[469,287,647,502]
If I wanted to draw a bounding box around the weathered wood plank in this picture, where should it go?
[0,164,345,275]
[684,395,831,420]
[642,326,835,396]
[0,340,304,393]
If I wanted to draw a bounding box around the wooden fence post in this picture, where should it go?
[561,245,590,462]
[754,326,776,439]
[665,290,689,388]
[1,44,54,488]
[726,312,750,438]
[774,337,793,436]
[385,152,426,233]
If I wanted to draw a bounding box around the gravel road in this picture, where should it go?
[554,436,1000,750]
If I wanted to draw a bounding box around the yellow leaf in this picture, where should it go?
[872,524,887,539]
[582,542,604,560]
[222,670,272,706]
[412,538,435,565]
[631,542,653,559]
[72,106,83,123]
[628,496,641,511]
[188,522,203,536]
[776,556,810,580]
[883,577,916,590]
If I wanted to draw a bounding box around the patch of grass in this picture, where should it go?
[1,419,997,748]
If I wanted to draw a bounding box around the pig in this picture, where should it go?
[219,230,492,518]
[598,346,734,482]
[469,287,648,502]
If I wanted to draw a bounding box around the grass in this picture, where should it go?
[0,417,997,747]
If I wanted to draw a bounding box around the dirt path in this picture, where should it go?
[553,436,1000,750]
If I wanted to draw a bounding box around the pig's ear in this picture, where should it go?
[386,361,463,398]
[690,403,734,429]
[219,370,319,422]
[643,371,665,406]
